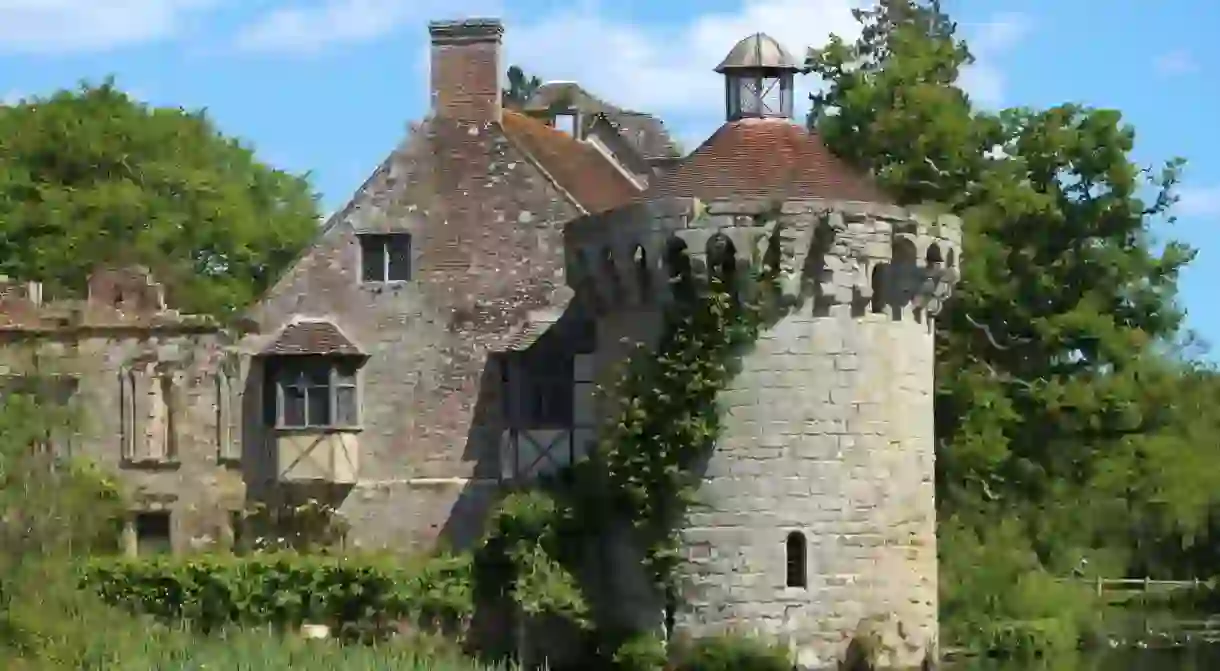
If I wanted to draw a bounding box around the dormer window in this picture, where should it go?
[359,233,412,283]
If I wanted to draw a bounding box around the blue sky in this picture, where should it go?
[2,0,1218,351]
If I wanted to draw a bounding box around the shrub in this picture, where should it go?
[81,551,475,637]
[668,632,794,671]
[610,633,667,671]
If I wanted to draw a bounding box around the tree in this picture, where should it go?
[0,78,320,317]
[502,66,543,110]
[805,0,1220,644]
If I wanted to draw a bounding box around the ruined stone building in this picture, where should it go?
[0,17,961,669]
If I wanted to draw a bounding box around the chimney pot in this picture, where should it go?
[428,18,504,124]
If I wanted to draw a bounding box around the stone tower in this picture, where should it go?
[563,34,962,670]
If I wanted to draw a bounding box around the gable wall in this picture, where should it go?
[242,119,581,551]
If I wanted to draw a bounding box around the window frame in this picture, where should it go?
[358,232,412,284]
[267,356,362,430]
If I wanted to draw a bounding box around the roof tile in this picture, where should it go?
[500,110,641,214]
[646,118,888,203]
[263,320,362,356]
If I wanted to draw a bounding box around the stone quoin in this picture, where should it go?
[0,17,962,670]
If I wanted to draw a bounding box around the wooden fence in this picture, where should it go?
[1065,576,1208,597]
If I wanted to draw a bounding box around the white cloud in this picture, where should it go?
[1177,185,1220,217]
[1155,49,1198,76]
[504,0,865,146]
[235,1,1027,143]
[0,0,215,54]
[958,12,1032,109]
[235,0,500,53]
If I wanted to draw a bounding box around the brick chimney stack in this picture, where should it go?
[428,18,504,124]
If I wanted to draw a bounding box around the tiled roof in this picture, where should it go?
[500,110,641,214]
[262,320,362,356]
[524,82,681,160]
[646,118,889,203]
[599,111,681,160]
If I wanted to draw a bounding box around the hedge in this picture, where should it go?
[80,552,474,635]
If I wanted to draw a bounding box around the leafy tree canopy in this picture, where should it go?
[807,0,1220,592]
[503,66,543,110]
[0,78,320,317]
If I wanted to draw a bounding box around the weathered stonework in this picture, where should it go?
[238,114,585,551]
[0,268,244,555]
[565,197,962,669]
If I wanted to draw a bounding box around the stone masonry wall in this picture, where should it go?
[0,270,244,555]
[564,197,961,669]
[243,117,581,552]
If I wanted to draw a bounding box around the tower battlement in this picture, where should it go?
[565,196,962,320]
[564,195,962,668]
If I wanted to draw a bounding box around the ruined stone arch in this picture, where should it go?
[601,246,622,304]
[925,241,944,267]
[664,236,694,301]
[890,236,919,318]
[631,243,651,303]
[705,231,737,288]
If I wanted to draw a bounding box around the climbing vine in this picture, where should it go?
[473,207,788,639]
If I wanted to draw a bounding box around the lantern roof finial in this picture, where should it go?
[715,32,800,73]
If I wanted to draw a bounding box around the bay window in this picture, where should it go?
[265,356,360,429]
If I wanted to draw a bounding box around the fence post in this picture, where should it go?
[1144,576,1150,592]
[1096,576,1103,597]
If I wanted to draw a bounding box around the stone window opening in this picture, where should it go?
[785,531,808,588]
[265,356,361,430]
[135,510,172,556]
[358,232,412,283]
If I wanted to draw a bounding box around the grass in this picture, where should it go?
[1,615,502,671]
[0,559,499,671]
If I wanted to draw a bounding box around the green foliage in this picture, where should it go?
[3,618,500,671]
[0,78,319,317]
[939,515,1102,656]
[82,552,474,637]
[610,633,667,671]
[502,66,543,110]
[473,490,588,624]
[592,272,764,585]
[667,632,794,671]
[235,497,352,554]
[469,241,776,653]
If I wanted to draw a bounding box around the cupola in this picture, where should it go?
[714,32,801,121]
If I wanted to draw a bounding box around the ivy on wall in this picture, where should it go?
[473,206,788,633]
